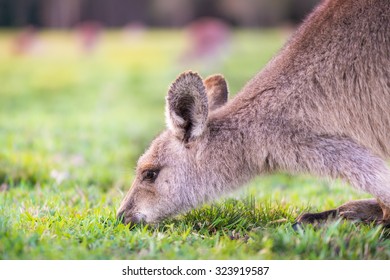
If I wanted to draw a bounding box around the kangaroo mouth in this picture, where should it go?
[117,211,147,225]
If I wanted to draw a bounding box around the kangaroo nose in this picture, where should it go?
[116,209,146,225]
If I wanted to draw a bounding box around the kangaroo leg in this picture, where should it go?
[338,199,384,222]
[296,199,383,225]
[377,199,390,226]
[275,133,390,226]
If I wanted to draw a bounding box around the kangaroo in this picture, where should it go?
[117,0,390,226]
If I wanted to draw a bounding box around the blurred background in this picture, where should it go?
[0,0,321,193]
[1,0,319,28]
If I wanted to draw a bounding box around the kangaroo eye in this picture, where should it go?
[142,170,159,182]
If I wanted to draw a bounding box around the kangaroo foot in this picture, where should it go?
[293,199,384,230]
[337,199,383,223]
[292,209,338,230]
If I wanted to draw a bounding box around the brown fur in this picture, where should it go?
[117,0,390,225]
[296,199,384,224]
[204,74,229,111]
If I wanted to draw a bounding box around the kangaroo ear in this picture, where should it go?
[204,74,228,111]
[166,71,208,142]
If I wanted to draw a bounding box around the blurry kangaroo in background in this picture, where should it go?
[117,0,390,226]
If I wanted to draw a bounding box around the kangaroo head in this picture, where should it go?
[117,72,229,224]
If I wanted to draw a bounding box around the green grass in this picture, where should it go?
[0,29,389,260]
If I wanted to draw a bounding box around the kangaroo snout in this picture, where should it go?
[116,208,146,225]
[116,194,147,224]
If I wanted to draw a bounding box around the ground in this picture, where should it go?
[0,29,389,259]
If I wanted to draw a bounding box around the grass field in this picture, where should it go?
[0,29,389,260]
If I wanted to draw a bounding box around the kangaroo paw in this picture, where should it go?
[293,199,384,230]
[293,209,338,230]
[337,199,383,223]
